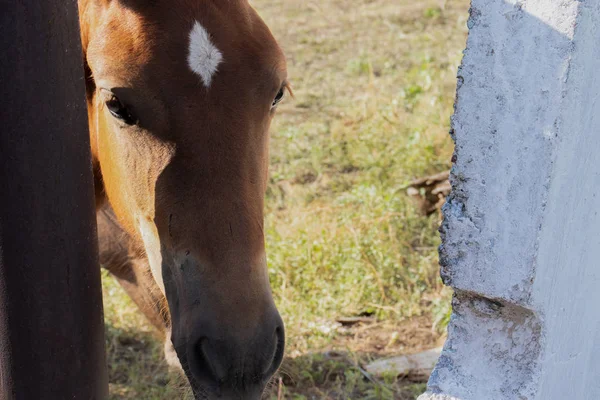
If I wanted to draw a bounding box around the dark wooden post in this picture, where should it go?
[0,1,108,399]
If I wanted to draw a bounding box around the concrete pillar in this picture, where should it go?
[420,1,600,399]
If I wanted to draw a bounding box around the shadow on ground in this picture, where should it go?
[270,351,427,400]
[105,322,192,400]
[105,318,434,400]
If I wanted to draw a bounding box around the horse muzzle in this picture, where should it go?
[163,252,285,399]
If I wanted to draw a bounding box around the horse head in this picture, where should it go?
[79,0,288,397]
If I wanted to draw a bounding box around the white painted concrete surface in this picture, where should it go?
[420,1,600,399]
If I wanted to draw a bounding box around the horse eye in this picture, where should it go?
[106,96,137,125]
[272,87,285,108]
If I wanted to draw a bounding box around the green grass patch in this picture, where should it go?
[103,0,469,398]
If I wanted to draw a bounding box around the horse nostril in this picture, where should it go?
[264,325,285,378]
[185,320,285,391]
[189,337,224,386]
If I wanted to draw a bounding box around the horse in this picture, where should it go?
[78,0,289,398]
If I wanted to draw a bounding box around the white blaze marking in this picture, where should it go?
[138,217,166,294]
[187,21,223,87]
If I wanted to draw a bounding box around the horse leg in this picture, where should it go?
[96,205,180,368]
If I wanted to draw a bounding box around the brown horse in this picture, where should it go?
[78,0,289,398]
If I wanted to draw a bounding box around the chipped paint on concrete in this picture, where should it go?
[419,0,600,399]
[422,293,541,399]
[438,0,578,306]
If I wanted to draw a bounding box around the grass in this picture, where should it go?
[102,0,470,398]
